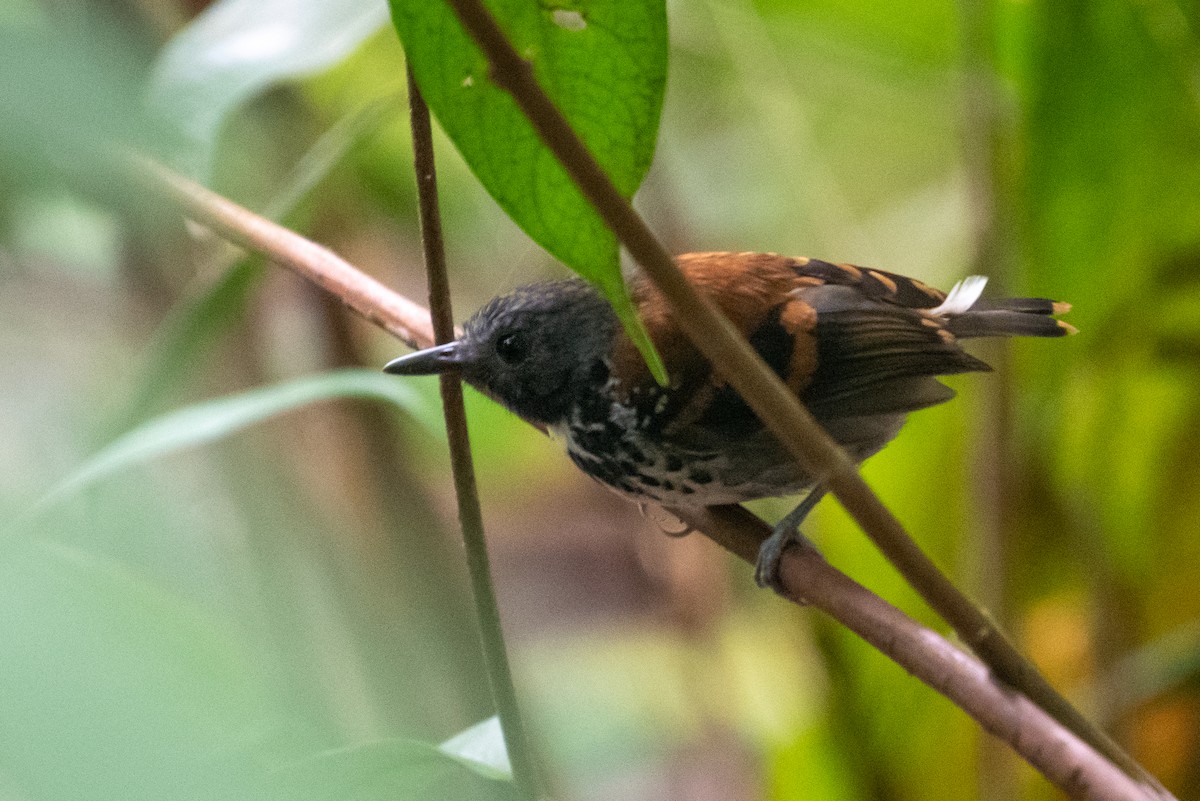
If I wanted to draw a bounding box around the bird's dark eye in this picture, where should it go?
[495,331,530,364]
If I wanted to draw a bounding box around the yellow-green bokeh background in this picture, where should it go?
[2,1,1199,799]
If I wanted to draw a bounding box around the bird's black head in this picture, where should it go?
[384,279,618,425]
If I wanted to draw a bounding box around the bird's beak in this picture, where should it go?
[383,342,464,375]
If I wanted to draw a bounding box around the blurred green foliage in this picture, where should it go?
[1,0,1199,799]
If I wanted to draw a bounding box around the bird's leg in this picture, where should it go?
[754,486,828,595]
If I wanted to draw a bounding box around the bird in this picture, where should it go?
[384,252,1074,589]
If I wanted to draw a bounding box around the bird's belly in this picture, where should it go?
[551,409,910,508]
[553,422,813,507]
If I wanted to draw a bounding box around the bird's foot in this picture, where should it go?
[754,524,822,600]
[753,487,828,599]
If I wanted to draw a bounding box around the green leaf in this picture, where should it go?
[148,0,390,178]
[37,370,433,511]
[278,722,517,801]
[0,541,286,801]
[388,0,669,383]
[0,12,162,191]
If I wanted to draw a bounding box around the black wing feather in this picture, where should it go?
[803,308,991,418]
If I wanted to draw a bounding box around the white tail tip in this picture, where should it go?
[930,275,988,317]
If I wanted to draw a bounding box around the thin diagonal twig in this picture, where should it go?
[406,67,542,800]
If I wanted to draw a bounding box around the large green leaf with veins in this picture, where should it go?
[388,0,669,382]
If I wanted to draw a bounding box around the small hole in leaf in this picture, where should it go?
[552,9,586,31]
[462,74,475,88]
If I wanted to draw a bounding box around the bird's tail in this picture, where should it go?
[933,277,1077,339]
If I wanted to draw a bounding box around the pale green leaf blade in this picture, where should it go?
[0,13,163,191]
[279,735,517,800]
[148,0,390,177]
[40,370,432,508]
[0,542,285,801]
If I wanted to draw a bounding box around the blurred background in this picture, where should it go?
[2,0,1199,799]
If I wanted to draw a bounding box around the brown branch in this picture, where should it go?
[434,0,1164,794]
[407,69,541,800]
[124,152,436,350]
[126,156,1168,801]
[681,505,1151,801]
